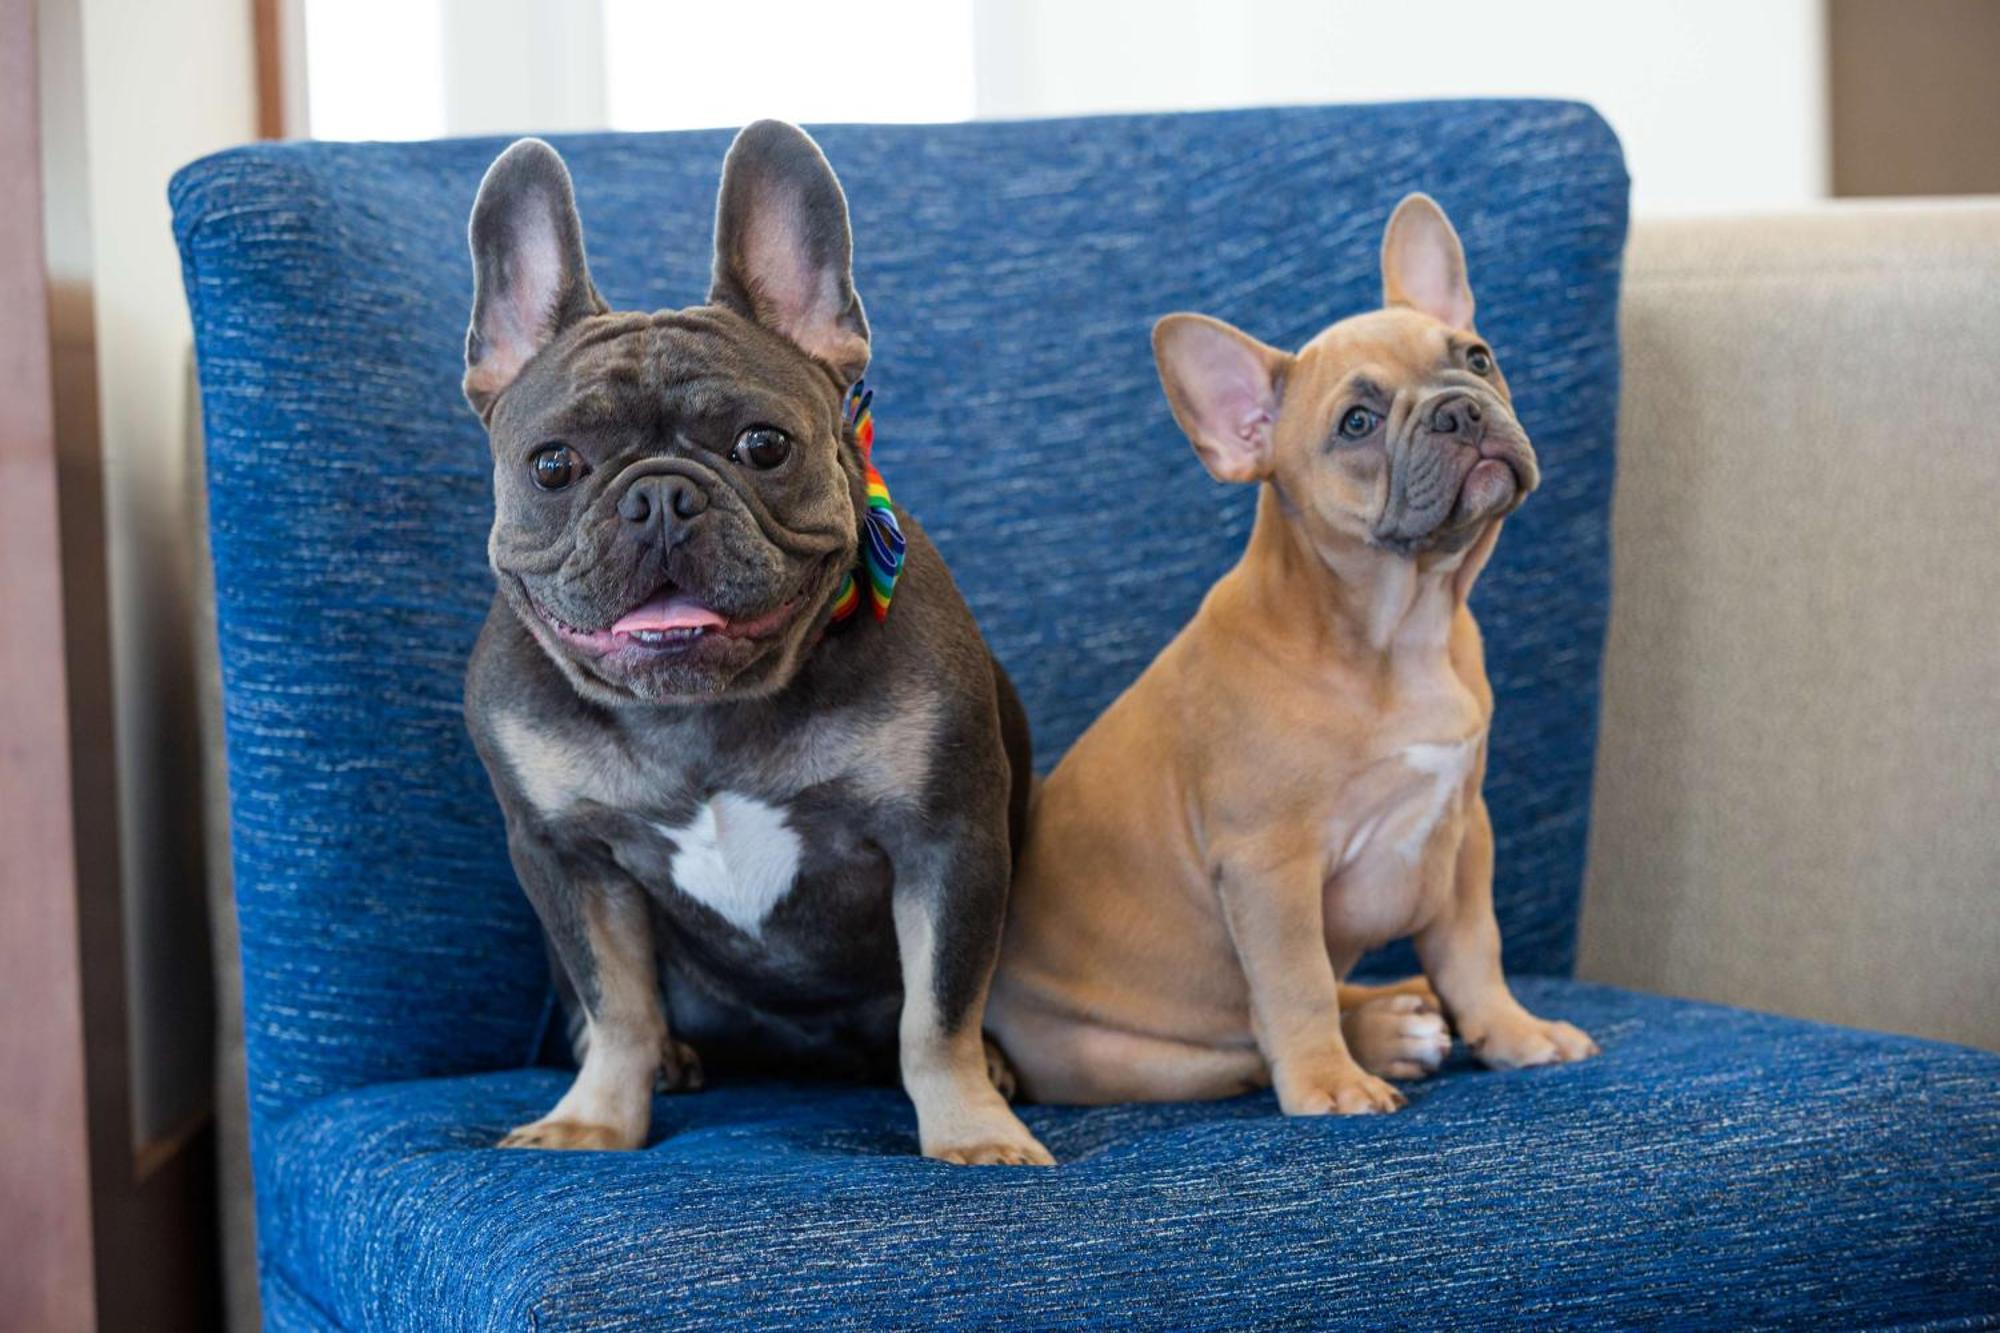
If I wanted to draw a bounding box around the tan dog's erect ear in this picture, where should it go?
[1153,314,1290,483]
[1381,193,1475,331]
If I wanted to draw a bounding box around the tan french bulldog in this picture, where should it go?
[987,195,1598,1112]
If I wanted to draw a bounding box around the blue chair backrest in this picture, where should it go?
[173,102,1627,1132]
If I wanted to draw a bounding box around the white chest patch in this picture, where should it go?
[1392,737,1481,860]
[653,793,802,937]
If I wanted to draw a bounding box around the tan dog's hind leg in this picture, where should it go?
[1218,849,1405,1115]
[1339,984,1452,1081]
[1416,797,1597,1069]
[1337,976,1437,1008]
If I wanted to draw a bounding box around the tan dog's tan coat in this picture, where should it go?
[989,196,1596,1113]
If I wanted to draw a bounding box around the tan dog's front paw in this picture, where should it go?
[498,1118,641,1151]
[1464,1010,1598,1070]
[1275,1061,1408,1115]
[1343,994,1453,1081]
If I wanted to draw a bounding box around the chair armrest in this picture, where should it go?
[1579,201,2000,1050]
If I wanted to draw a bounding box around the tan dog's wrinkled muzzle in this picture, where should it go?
[1377,385,1537,553]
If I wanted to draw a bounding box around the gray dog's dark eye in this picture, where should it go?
[1467,347,1494,376]
[731,426,792,470]
[1338,407,1380,440]
[530,443,580,490]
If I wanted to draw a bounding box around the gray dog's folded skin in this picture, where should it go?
[459,122,1052,1165]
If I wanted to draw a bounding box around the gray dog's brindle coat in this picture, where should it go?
[460,122,1054,1164]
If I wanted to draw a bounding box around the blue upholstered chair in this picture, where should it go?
[173,104,1998,1329]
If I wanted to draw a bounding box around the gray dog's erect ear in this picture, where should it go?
[1380,193,1475,331]
[465,138,606,417]
[710,120,870,384]
[1153,314,1291,484]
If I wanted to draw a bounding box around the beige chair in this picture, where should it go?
[1581,201,2000,1050]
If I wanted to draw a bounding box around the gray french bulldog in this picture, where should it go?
[460,121,1053,1166]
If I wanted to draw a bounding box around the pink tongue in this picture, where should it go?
[611,591,727,635]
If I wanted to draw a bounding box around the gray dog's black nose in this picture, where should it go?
[1429,396,1485,443]
[619,474,708,535]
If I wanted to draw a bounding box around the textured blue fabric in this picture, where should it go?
[256,981,2000,1330]
[261,1269,347,1333]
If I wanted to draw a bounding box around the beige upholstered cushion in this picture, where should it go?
[1579,201,2000,1050]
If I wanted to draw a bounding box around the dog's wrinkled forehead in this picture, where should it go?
[463,121,870,426]
[1296,308,1508,411]
[487,306,842,454]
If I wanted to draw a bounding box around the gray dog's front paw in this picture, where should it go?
[499,1118,639,1151]
[919,1094,1055,1166]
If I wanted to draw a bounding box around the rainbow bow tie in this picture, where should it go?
[828,381,906,626]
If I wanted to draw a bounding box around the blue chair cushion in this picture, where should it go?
[256,981,1999,1329]
[168,102,1629,1150]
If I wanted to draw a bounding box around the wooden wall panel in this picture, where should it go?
[0,0,99,1325]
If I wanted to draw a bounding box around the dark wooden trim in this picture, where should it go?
[1829,0,2000,197]
[0,0,100,1326]
[252,0,285,139]
[8,2,224,1327]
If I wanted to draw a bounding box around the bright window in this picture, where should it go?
[601,0,976,130]
[303,0,447,141]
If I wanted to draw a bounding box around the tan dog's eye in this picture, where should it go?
[1338,406,1380,440]
[1467,347,1495,376]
